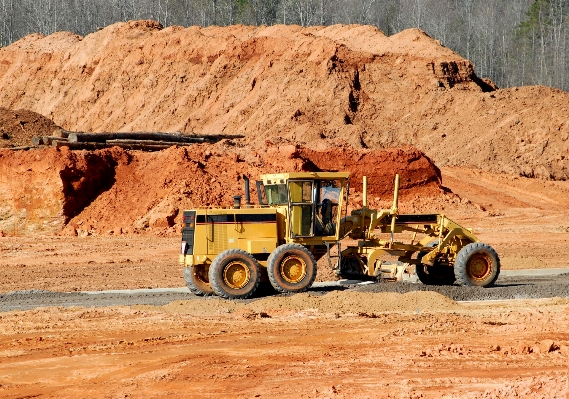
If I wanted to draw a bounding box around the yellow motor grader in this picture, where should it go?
[179,172,500,299]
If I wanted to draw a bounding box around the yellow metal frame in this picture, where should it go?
[338,174,479,276]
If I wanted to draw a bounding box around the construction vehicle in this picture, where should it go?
[179,172,500,299]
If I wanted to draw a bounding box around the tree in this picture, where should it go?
[1,0,569,91]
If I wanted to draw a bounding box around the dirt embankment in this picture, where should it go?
[0,143,442,235]
[0,108,60,148]
[0,21,567,179]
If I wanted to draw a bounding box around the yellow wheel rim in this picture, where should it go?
[280,256,307,284]
[223,261,250,289]
[467,254,491,281]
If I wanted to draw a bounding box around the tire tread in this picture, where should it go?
[267,243,317,293]
[209,249,261,299]
[454,242,500,287]
[183,266,214,296]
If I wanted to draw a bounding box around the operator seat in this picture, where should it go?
[321,199,332,226]
[314,199,333,235]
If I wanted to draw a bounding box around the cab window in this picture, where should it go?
[265,184,288,205]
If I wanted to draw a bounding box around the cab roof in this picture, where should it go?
[260,172,350,184]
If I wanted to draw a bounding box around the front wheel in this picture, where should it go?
[454,242,500,287]
[208,249,261,299]
[267,244,317,293]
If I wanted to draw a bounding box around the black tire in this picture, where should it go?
[266,243,317,293]
[183,265,214,296]
[208,249,261,299]
[454,242,500,287]
[416,241,455,286]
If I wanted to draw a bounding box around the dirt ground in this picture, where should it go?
[1,295,568,398]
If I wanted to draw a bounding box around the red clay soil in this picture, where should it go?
[0,146,117,235]
[0,297,568,398]
[0,22,567,179]
[0,143,442,235]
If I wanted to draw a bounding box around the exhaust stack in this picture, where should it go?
[233,195,242,209]
[243,175,253,208]
[390,174,400,243]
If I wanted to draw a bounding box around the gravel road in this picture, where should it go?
[353,273,569,301]
[3,273,569,312]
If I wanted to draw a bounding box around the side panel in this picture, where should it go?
[247,239,277,254]
[196,213,233,255]
[193,222,209,256]
[191,208,279,258]
[236,212,278,254]
[235,213,277,238]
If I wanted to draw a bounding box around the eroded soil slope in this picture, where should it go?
[0,22,567,179]
[0,143,442,235]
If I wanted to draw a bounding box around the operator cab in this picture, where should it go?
[257,172,349,239]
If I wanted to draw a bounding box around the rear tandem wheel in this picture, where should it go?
[183,265,214,296]
[208,249,261,299]
[266,243,317,293]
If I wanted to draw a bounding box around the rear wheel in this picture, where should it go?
[454,242,500,287]
[208,249,261,299]
[267,244,317,293]
[184,265,214,296]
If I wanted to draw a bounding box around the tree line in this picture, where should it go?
[1,0,568,91]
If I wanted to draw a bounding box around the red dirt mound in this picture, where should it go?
[0,108,60,148]
[0,147,117,234]
[0,144,441,235]
[297,146,441,195]
[3,21,567,180]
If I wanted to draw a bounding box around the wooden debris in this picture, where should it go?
[105,139,194,146]
[51,128,70,138]
[55,141,176,151]
[67,131,243,143]
[31,131,244,152]
[42,137,68,146]
[5,146,33,151]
